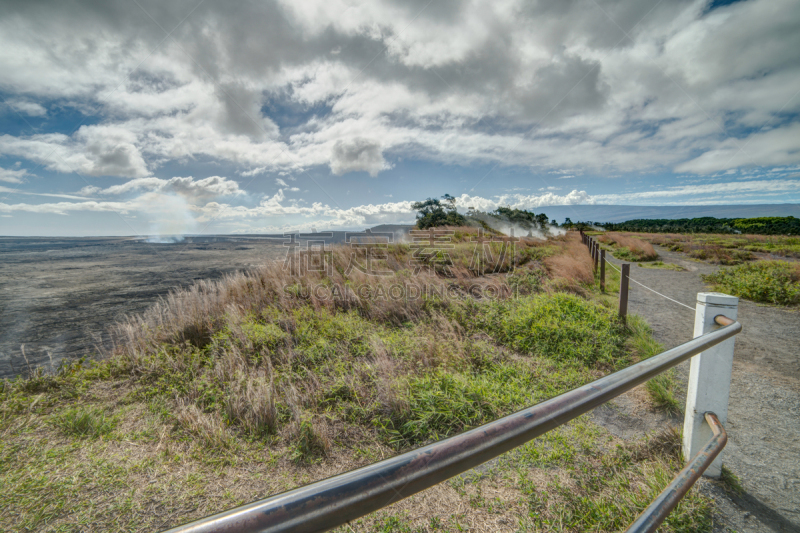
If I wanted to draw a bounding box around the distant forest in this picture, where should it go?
[600,216,800,235]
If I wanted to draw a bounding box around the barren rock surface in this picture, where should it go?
[0,236,287,378]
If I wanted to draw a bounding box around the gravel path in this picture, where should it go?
[602,247,800,533]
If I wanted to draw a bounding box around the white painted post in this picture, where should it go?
[683,292,738,478]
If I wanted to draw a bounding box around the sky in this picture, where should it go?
[1,0,799,236]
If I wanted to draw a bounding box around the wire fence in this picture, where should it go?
[581,232,696,315]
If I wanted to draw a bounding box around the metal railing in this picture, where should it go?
[627,412,727,532]
[164,315,741,533]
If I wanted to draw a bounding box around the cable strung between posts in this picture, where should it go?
[602,257,694,311]
[627,277,695,311]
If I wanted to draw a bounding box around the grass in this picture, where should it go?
[598,233,659,262]
[335,422,713,533]
[0,230,709,531]
[638,261,687,271]
[626,315,682,414]
[50,405,119,439]
[717,465,744,496]
[634,232,800,263]
[702,260,800,305]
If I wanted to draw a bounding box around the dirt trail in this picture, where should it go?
[601,247,800,533]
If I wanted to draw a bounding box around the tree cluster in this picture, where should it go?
[599,216,799,235]
[411,194,467,229]
[411,195,552,233]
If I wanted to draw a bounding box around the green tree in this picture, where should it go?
[412,194,467,229]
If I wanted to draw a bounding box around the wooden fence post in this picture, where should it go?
[600,250,605,292]
[593,242,599,272]
[618,263,629,322]
[683,292,738,478]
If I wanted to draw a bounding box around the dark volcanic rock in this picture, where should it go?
[0,236,286,378]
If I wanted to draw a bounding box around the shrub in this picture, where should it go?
[507,266,547,295]
[702,260,800,305]
[688,246,752,265]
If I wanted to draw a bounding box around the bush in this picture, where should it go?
[702,260,800,305]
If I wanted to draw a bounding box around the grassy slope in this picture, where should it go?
[638,261,687,272]
[0,231,707,532]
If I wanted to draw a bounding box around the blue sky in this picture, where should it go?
[1,0,799,236]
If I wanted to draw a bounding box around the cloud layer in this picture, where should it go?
[1,0,798,179]
[1,0,799,234]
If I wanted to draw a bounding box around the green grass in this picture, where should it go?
[702,260,800,305]
[638,261,686,271]
[560,429,707,532]
[645,373,682,415]
[0,439,133,531]
[454,293,628,368]
[337,421,713,533]
[626,315,681,414]
[504,422,710,532]
[389,360,593,446]
[717,465,745,496]
[50,405,118,439]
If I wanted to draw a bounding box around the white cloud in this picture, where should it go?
[0,167,30,183]
[675,123,800,174]
[98,176,246,202]
[593,178,800,204]
[5,98,46,116]
[0,188,592,230]
[330,138,389,177]
[0,185,96,200]
[79,185,100,195]
[0,127,149,178]
[0,0,798,213]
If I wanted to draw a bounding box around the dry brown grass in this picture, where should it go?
[599,233,659,262]
[628,232,800,264]
[106,230,575,372]
[544,237,594,286]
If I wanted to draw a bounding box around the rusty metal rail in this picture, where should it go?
[164,318,741,533]
[626,412,727,533]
